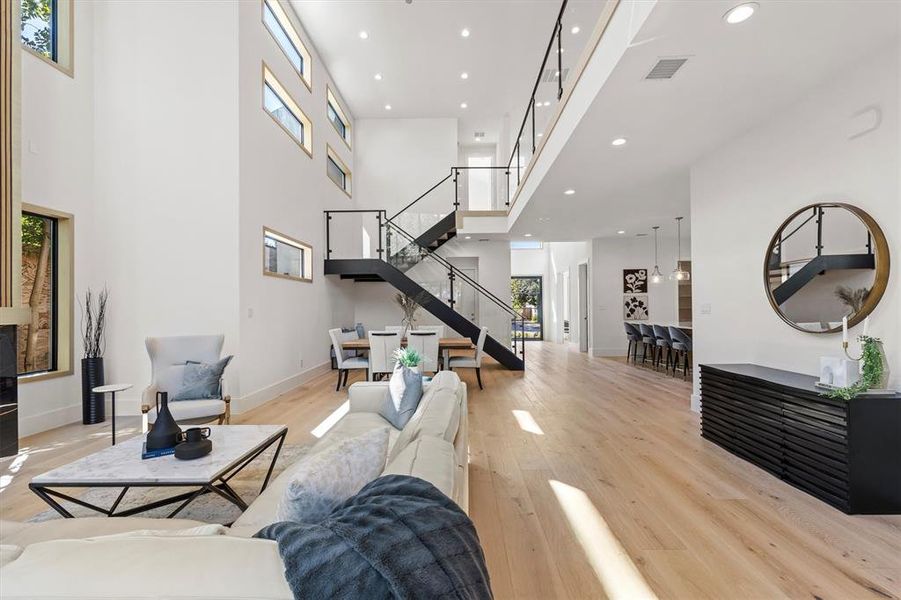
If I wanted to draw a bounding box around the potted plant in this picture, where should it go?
[393,347,424,373]
[80,288,109,424]
[827,335,890,400]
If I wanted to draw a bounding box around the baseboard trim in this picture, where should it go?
[232,361,332,414]
[19,403,82,437]
[691,393,701,413]
[591,347,628,357]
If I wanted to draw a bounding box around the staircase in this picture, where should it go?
[324,173,525,371]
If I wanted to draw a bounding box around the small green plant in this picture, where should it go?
[827,336,885,400]
[393,347,424,368]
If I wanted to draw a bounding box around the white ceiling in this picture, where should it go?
[289,0,607,139]
[512,0,900,241]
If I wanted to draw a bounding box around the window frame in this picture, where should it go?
[326,86,352,150]
[260,0,312,92]
[262,62,313,157]
[17,204,74,383]
[263,226,313,283]
[512,275,544,341]
[326,144,352,198]
[20,0,74,77]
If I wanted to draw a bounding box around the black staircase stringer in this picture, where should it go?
[772,253,876,305]
[415,212,457,251]
[325,258,524,371]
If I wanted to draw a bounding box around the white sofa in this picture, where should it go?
[0,372,468,599]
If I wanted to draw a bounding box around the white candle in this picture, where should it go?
[842,316,848,344]
[862,316,870,338]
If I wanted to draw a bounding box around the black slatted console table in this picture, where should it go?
[700,364,901,514]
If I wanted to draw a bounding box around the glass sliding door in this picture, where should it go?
[512,276,543,340]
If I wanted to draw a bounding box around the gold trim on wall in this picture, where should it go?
[21,0,74,78]
[1,0,19,310]
[261,0,311,93]
[262,226,313,283]
[262,61,313,158]
[326,85,352,151]
[326,143,352,199]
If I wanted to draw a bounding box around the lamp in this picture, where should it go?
[650,226,663,284]
[670,216,690,281]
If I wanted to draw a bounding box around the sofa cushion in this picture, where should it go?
[172,355,232,400]
[388,370,462,461]
[0,545,22,568]
[277,427,390,523]
[382,436,456,499]
[0,536,292,599]
[381,364,423,429]
[0,517,207,547]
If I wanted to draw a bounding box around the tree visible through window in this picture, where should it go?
[18,212,57,375]
[512,276,542,340]
[21,0,56,60]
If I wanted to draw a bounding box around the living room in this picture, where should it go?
[2,0,900,598]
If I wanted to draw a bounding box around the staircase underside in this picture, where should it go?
[771,253,875,305]
[326,258,524,371]
[416,213,457,251]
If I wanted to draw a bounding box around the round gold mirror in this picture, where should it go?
[764,203,890,333]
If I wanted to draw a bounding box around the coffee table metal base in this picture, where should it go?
[29,429,286,520]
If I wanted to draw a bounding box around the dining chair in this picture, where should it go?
[329,328,369,391]
[448,326,488,390]
[623,322,642,363]
[416,325,445,338]
[668,326,693,379]
[638,323,656,365]
[652,324,674,373]
[368,331,402,381]
[407,330,441,374]
[385,326,405,335]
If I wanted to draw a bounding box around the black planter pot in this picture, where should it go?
[81,357,105,424]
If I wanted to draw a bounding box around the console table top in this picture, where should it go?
[702,363,900,399]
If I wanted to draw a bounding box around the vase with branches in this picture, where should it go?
[834,285,870,314]
[80,288,109,424]
[395,292,428,337]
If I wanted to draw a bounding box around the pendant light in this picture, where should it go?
[650,226,663,284]
[670,216,690,281]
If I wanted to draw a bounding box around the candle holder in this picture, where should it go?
[842,341,863,362]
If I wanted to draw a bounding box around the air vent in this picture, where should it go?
[473,131,486,139]
[541,67,569,84]
[645,58,688,80]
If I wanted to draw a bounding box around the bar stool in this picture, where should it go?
[638,323,656,365]
[623,322,642,363]
[669,326,693,379]
[652,325,674,373]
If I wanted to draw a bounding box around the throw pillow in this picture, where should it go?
[277,427,390,523]
[380,364,423,429]
[172,355,233,400]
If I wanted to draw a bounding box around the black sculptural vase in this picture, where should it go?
[145,391,183,451]
[81,357,105,424]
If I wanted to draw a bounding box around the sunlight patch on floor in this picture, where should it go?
[512,409,544,435]
[550,479,658,600]
[311,401,349,438]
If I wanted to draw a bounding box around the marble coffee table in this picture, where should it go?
[29,425,287,519]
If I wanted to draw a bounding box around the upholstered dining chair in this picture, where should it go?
[668,326,693,379]
[623,322,642,363]
[416,325,445,338]
[407,330,440,374]
[638,323,656,365]
[329,328,370,391]
[652,324,675,373]
[384,326,405,335]
[141,335,231,428]
[368,331,401,381]
[448,326,488,390]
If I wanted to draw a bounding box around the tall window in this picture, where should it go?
[327,87,352,148]
[20,0,72,75]
[261,0,312,89]
[17,212,58,375]
[512,276,543,340]
[263,227,312,282]
[326,145,352,196]
[262,64,312,156]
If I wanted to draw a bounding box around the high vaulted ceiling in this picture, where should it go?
[511,0,900,241]
[290,0,607,137]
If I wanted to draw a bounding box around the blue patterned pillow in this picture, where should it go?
[172,355,233,401]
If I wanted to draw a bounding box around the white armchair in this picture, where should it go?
[141,335,231,427]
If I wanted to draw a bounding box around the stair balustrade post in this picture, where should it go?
[453,168,460,209]
[505,170,510,206]
[556,20,563,100]
[325,212,332,258]
[376,212,384,260]
[448,269,455,309]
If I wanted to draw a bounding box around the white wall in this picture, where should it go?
[17,0,96,435]
[590,234,683,356]
[690,41,900,412]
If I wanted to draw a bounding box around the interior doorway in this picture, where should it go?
[578,262,589,353]
[466,155,494,211]
[512,275,543,340]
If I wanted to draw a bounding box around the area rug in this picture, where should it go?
[28,443,309,524]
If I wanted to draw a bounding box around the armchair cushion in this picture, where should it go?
[146,399,226,424]
[172,355,233,400]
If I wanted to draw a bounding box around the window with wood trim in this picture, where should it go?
[327,87,351,148]
[263,227,312,282]
[262,64,312,156]
[261,0,311,90]
[20,0,73,75]
[326,145,351,196]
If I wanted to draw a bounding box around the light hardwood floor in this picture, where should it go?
[2,342,899,599]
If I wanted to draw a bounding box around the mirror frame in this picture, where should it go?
[763,202,890,334]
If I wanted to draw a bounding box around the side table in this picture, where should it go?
[91,383,133,445]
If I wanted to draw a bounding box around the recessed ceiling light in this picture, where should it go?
[544,101,551,107]
[465,235,472,240]
[564,189,575,195]
[524,233,533,237]
[384,104,392,110]
[461,28,470,38]
[571,25,580,34]
[374,73,382,81]
[460,102,468,109]
[537,133,543,137]
[359,31,369,39]
[724,2,757,24]
[460,72,469,80]
[617,230,626,235]
[611,137,627,146]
